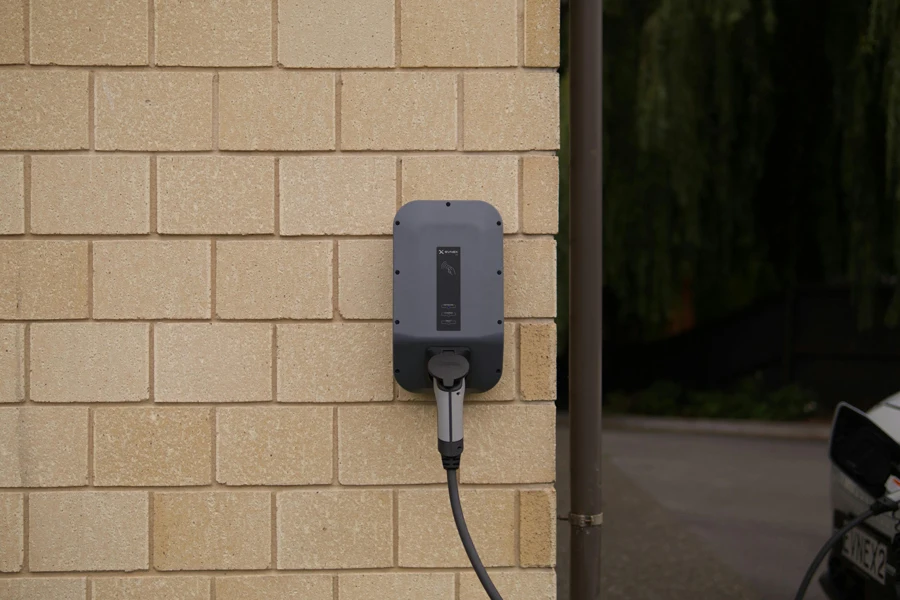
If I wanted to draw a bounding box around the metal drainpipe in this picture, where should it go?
[569,0,604,598]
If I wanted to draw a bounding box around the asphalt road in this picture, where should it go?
[557,415,833,600]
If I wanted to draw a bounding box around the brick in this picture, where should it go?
[217,406,332,485]
[522,156,559,234]
[31,156,149,234]
[93,241,210,319]
[29,491,149,572]
[340,574,455,600]
[0,493,23,572]
[93,577,209,600]
[0,579,86,600]
[31,0,147,65]
[460,404,555,484]
[338,405,444,485]
[401,156,519,232]
[525,0,560,67]
[0,155,24,233]
[520,323,556,401]
[520,489,556,567]
[463,72,559,151]
[31,323,149,403]
[278,323,392,402]
[154,491,271,570]
[94,407,212,487]
[504,238,557,318]
[342,73,457,150]
[219,72,334,151]
[0,241,89,319]
[280,156,395,236]
[216,575,332,600]
[0,324,24,403]
[95,72,213,151]
[398,488,516,567]
[216,241,331,319]
[398,323,517,402]
[0,406,88,487]
[0,0,24,64]
[459,571,556,600]
[156,0,271,66]
[277,490,392,569]
[338,240,391,319]
[278,0,393,68]
[401,0,516,67]
[155,323,271,403]
[0,72,88,150]
[158,157,274,235]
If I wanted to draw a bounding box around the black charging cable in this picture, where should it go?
[794,495,900,600]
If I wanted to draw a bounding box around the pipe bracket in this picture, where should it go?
[568,512,603,528]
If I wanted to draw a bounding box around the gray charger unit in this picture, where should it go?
[392,200,504,394]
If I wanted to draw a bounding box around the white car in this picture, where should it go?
[823,393,900,599]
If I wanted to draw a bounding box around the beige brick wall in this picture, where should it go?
[0,0,558,597]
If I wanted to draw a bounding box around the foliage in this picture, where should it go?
[605,376,819,421]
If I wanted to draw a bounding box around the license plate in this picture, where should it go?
[842,526,888,585]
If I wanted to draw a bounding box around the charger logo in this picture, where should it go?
[440,261,457,275]
[438,249,459,255]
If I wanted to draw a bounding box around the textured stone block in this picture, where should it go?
[29,491,149,572]
[280,156,395,235]
[93,577,210,600]
[522,156,559,234]
[0,579,86,600]
[0,324,24,403]
[0,155,24,234]
[464,72,559,151]
[0,0,24,64]
[401,156,519,232]
[0,406,88,487]
[219,72,334,151]
[216,575,332,600]
[94,407,212,486]
[95,72,213,151]
[278,0,394,68]
[217,406,332,485]
[0,72,88,150]
[460,571,556,600]
[216,241,332,319]
[504,238,557,318]
[156,0,271,66]
[0,241,89,319]
[31,0,148,65]
[31,323,149,403]
[342,73,456,150]
[340,574,455,600]
[154,323,271,403]
[525,0,560,67]
[401,0,516,66]
[0,493,23,572]
[520,489,556,567]
[93,241,210,319]
[278,323,392,402]
[338,405,444,485]
[338,240,392,319]
[398,488,516,567]
[460,404,555,484]
[154,491,271,571]
[31,156,149,234]
[520,323,556,401]
[277,490,392,569]
[157,156,274,234]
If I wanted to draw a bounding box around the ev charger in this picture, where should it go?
[392,200,506,600]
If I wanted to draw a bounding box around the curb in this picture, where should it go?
[601,415,831,441]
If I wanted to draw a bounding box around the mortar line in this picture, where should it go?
[514,490,521,566]
[331,240,340,320]
[23,323,31,403]
[210,239,217,320]
[271,0,278,67]
[210,407,217,485]
[273,157,280,236]
[331,407,339,485]
[515,321,522,404]
[148,491,155,573]
[517,155,525,236]
[148,323,155,401]
[0,148,558,157]
[518,0,525,66]
[271,324,278,402]
[23,0,29,64]
[333,574,339,600]
[149,156,158,233]
[23,155,31,234]
[86,578,92,600]
[210,578,216,600]
[3,565,552,576]
[270,491,277,569]
[88,241,94,318]
[22,493,29,572]
[392,489,399,566]
[455,572,460,600]
[88,72,95,150]
[394,0,400,66]
[395,157,402,210]
[0,64,547,73]
[148,0,155,66]
[87,407,94,485]
[456,73,464,151]
[334,72,342,152]
[212,72,219,151]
